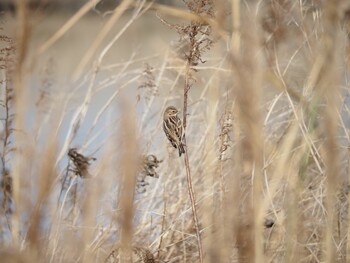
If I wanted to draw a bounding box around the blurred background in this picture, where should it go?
[0,0,187,151]
[0,0,181,12]
[1,1,350,263]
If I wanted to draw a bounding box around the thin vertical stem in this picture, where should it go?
[182,64,203,263]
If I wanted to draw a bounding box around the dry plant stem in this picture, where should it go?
[27,127,57,252]
[37,0,101,54]
[157,192,167,259]
[57,162,72,206]
[347,146,350,260]
[231,0,241,51]
[11,0,30,244]
[74,0,134,78]
[1,85,11,213]
[151,2,228,41]
[56,67,97,164]
[97,0,149,66]
[183,65,203,263]
[118,101,138,260]
[228,9,264,261]
[320,1,341,262]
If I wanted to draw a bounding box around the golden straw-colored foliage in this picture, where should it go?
[1,0,350,262]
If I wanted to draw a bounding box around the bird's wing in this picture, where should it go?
[163,119,179,147]
[175,117,183,141]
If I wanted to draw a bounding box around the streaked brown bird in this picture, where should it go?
[163,106,185,156]
[68,148,96,178]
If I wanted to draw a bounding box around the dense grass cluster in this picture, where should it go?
[1,0,350,262]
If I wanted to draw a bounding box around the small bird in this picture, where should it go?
[67,148,96,178]
[163,106,185,156]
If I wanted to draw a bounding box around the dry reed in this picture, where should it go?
[0,1,350,263]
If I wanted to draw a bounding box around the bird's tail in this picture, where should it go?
[178,142,185,157]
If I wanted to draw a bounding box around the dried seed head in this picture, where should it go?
[67,148,96,178]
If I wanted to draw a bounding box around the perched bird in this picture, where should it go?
[163,106,185,156]
[67,148,96,178]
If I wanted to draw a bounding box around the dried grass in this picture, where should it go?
[0,0,350,262]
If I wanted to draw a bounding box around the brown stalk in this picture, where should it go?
[11,0,31,244]
[118,99,138,261]
[157,191,167,259]
[156,1,214,261]
[182,63,203,263]
[1,79,13,215]
[228,9,264,262]
[27,129,57,253]
[316,1,342,262]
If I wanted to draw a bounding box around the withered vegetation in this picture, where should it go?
[1,1,350,263]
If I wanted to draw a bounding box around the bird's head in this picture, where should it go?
[164,106,179,117]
